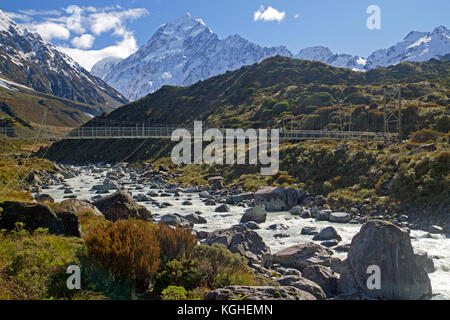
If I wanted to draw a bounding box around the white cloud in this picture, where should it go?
[254,6,286,23]
[59,31,138,71]
[32,22,70,41]
[71,34,95,49]
[294,13,300,19]
[9,5,149,71]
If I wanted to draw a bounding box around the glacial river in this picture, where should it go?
[40,166,450,300]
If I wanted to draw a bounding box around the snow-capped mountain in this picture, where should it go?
[98,14,292,101]
[365,26,450,69]
[0,10,127,109]
[295,46,366,71]
[90,56,123,80]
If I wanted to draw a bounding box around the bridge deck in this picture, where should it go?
[0,126,399,141]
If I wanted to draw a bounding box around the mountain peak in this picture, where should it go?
[432,25,449,35]
[159,13,212,37]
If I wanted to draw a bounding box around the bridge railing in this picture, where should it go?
[0,126,399,141]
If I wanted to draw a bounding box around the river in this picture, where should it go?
[40,166,450,300]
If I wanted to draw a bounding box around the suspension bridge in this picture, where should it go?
[0,125,399,141]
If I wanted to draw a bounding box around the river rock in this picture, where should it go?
[93,191,152,222]
[205,286,316,300]
[275,276,326,300]
[329,212,352,223]
[312,226,342,241]
[301,226,319,236]
[204,225,270,264]
[269,243,334,271]
[0,201,81,237]
[215,204,230,212]
[56,199,103,217]
[254,186,301,211]
[244,221,260,230]
[226,192,254,205]
[316,209,331,221]
[346,220,432,300]
[240,205,267,224]
[184,213,207,224]
[35,193,55,203]
[302,264,339,298]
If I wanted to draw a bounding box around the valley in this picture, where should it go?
[0,7,448,302]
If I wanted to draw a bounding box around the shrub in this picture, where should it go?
[153,224,197,262]
[161,286,187,300]
[192,243,256,289]
[84,219,160,297]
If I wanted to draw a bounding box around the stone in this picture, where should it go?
[266,224,289,231]
[346,220,432,300]
[0,201,81,237]
[270,243,334,271]
[254,186,300,211]
[275,276,326,300]
[244,221,260,230]
[56,199,103,217]
[312,226,342,241]
[226,193,254,205]
[93,190,152,222]
[181,200,192,206]
[205,286,316,300]
[240,205,267,224]
[205,225,270,264]
[321,240,339,248]
[274,233,290,239]
[184,213,207,224]
[302,264,339,298]
[35,194,55,203]
[316,209,331,221]
[215,204,230,212]
[159,214,192,228]
[301,226,319,236]
[329,212,352,223]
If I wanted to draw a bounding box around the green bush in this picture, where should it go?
[161,286,187,300]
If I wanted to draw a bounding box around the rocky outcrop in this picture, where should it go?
[93,191,152,222]
[254,187,301,211]
[0,201,81,237]
[341,221,432,300]
[269,243,335,271]
[205,286,316,300]
[204,225,270,264]
[240,205,267,224]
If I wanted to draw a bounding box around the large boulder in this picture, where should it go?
[346,220,432,300]
[275,276,327,300]
[205,286,316,300]
[204,225,270,265]
[56,199,103,217]
[93,191,152,222]
[254,186,300,211]
[269,243,334,271]
[240,205,267,224]
[0,201,81,237]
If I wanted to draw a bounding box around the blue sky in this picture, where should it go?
[2,0,449,70]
